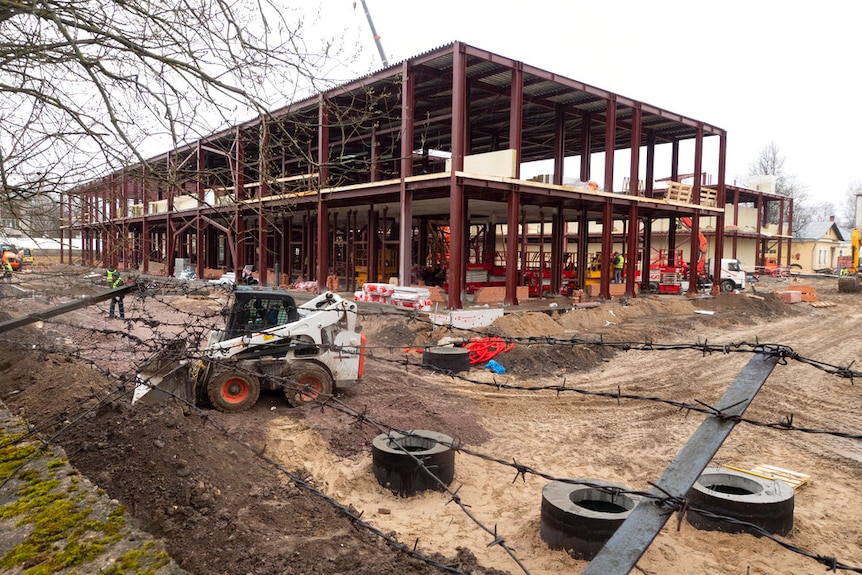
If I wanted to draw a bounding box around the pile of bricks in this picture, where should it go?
[569,289,587,303]
[424,285,446,304]
[774,285,817,303]
[774,290,803,304]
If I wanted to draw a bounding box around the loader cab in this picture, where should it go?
[223,288,299,340]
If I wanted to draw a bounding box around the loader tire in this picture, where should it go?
[283,363,333,407]
[207,370,260,412]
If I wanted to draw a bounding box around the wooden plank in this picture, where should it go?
[721,463,811,490]
[750,464,811,490]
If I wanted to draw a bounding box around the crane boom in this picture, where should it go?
[358,0,388,67]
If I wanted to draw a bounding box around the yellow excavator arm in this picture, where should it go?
[852,228,861,273]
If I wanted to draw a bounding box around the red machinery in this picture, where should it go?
[648,249,687,294]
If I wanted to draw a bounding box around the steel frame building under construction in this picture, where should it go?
[61,41,793,308]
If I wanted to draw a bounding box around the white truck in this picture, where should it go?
[706,258,746,292]
[133,289,365,412]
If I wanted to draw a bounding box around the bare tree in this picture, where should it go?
[748,142,814,233]
[836,180,862,229]
[0,0,359,237]
[748,142,809,202]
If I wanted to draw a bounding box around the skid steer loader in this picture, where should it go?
[133,288,365,412]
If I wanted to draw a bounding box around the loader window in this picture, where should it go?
[278,300,299,324]
[250,299,281,329]
[224,292,299,339]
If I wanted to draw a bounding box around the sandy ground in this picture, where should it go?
[0,268,859,575]
[270,277,862,574]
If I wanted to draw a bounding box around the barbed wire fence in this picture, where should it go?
[1,268,860,574]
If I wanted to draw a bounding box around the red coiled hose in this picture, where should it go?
[462,337,514,364]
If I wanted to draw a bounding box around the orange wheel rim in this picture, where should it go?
[221,378,249,403]
[297,377,322,402]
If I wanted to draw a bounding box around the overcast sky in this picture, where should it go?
[294,1,860,207]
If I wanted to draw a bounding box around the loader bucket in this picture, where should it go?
[132,339,195,405]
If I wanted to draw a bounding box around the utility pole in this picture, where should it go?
[357,0,388,67]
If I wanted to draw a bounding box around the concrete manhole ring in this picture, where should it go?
[372,430,455,497]
[686,466,795,536]
[422,346,471,373]
[540,478,641,560]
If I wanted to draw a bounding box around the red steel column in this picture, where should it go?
[603,96,616,193]
[317,203,329,291]
[142,166,151,274]
[777,197,785,265]
[668,217,677,267]
[109,175,117,266]
[538,210,546,300]
[121,173,129,268]
[316,98,330,286]
[715,130,728,274]
[552,106,566,299]
[448,43,467,309]
[234,127,246,277]
[629,103,642,196]
[196,141,206,280]
[505,190,520,305]
[166,155,175,277]
[641,218,652,293]
[519,208,528,286]
[645,133,656,197]
[398,61,415,286]
[577,209,588,292]
[671,141,680,182]
[289,217,298,281]
[600,200,613,299]
[551,204,564,294]
[688,210,702,295]
[600,96,617,298]
[625,202,638,298]
[579,114,592,182]
[367,207,379,283]
[787,200,794,269]
[504,62,523,306]
[258,120,270,285]
[553,104,565,185]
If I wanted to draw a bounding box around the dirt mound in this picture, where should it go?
[490,311,567,337]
